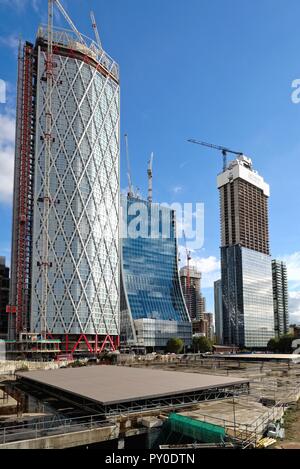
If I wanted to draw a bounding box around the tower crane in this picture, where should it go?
[187,139,244,172]
[90,10,102,49]
[124,134,134,198]
[147,152,154,203]
[54,0,85,44]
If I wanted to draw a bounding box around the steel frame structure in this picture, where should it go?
[16,374,249,416]
[9,41,36,337]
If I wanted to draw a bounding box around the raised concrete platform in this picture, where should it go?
[17,365,249,414]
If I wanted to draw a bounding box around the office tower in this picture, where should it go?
[218,156,274,348]
[9,6,120,353]
[0,257,9,337]
[180,265,203,321]
[199,295,206,319]
[120,196,192,351]
[272,260,289,337]
[214,279,223,344]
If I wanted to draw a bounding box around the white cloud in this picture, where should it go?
[0,109,15,204]
[0,34,20,54]
[172,186,183,194]
[0,0,40,12]
[190,256,220,288]
[289,291,300,325]
[281,251,300,288]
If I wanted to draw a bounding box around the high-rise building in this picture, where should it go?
[199,295,206,319]
[180,266,203,321]
[120,196,192,351]
[272,260,289,337]
[0,257,9,337]
[218,156,274,348]
[203,312,214,342]
[214,279,223,344]
[9,7,120,353]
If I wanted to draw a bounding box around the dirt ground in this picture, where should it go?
[275,403,300,449]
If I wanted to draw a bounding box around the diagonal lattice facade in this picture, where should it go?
[30,31,120,339]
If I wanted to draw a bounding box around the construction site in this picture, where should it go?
[0,354,299,449]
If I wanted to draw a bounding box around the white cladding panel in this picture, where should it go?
[217,163,270,196]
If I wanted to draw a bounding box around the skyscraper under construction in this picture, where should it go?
[218,156,274,348]
[8,1,120,354]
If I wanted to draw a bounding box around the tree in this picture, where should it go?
[166,337,184,354]
[192,336,212,353]
[267,338,279,353]
[277,334,294,353]
[267,334,294,354]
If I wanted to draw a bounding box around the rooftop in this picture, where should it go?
[17,365,249,407]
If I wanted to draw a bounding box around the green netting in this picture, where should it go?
[168,413,226,443]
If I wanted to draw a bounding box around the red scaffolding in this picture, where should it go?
[13,43,35,335]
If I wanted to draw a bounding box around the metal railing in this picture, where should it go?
[0,412,114,445]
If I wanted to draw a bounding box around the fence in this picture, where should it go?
[0,412,115,445]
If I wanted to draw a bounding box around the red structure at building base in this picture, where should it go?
[48,334,120,355]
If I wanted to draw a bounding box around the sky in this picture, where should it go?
[0,0,300,323]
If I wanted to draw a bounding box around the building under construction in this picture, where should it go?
[7,1,120,355]
[218,156,274,348]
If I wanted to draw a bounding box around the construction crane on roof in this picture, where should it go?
[90,11,102,49]
[124,134,134,198]
[187,139,244,172]
[147,152,154,203]
[183,230,192,318]
[54,0,85,44]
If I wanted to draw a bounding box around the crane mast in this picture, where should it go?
[90,10,102,49]
[54,0,85,44]
[124,134,134,198]
[40,0,55,339]
[147,152,153,203]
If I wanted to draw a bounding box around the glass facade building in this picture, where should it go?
[272,260,289,337]
[120,196,192,350]
[221,245,274,348]
[0,257,9,337]
[214,279,223,345]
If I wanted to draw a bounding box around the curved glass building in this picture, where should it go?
[10,22,120,353]
[120,196,192,350]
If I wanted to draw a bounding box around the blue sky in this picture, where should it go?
[0,0,300,322]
